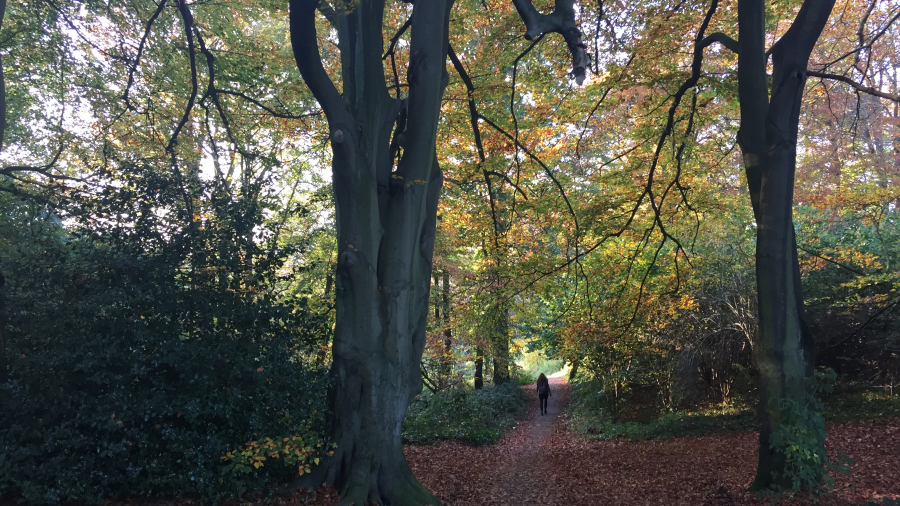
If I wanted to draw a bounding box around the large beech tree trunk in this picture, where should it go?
[289,0,584,500]
[736,0,835,490]
[289,0,452,503]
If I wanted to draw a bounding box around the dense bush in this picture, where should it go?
[0,190,332,504]
[402,382,529,445]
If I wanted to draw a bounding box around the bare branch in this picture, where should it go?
[167,0,199,158]
[214,89,321,119]
[123,0,168,112]
[0,146,76,180]
[478,115,578,230]
[447,45,502,247]
[807,69,900,102]
[484,170,528,200]
[797,245,866,275]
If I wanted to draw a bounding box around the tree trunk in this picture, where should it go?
[440,270,452,387]
[492,305,510,384]
[0,0,7,153]
[315,271,334,366]
[0,267,7,383]
[289,0,452,502]
[474,345,483,389]
[737,0,835,490]
[568,359,578,381]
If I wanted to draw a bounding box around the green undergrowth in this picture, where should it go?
[824,390,900,422]
[402,382,529,445]
[570,389,900,441]
[570,402,757,440]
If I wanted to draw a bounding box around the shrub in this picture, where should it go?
[403,382,529,445]
[0,204,331,504]
[765,368,851,500]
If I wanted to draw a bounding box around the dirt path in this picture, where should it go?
[487,376,569,506]
[301,379,900,506]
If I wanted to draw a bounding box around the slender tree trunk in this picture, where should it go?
[0,267,7,383]
[737,0,835,490]
[440,270,452,387]
[568,359,578,381]
[0,0,7,153]
[474,345,483,389]
[290,0,452,502]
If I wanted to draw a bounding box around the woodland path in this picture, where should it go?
[485,376,569,505]
[301,377,900,506]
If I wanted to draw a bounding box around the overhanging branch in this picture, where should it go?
[510,0,589,84]
[807,70,900,102]
[700,31,739,54]
[123,0,168,112]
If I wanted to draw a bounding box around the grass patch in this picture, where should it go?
[402,382,529,445]
[570,402,757,441]
[518,348,564,379]
[570,386,900,441]
[824,390,900,422]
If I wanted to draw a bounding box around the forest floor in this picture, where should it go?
[299,377,900,506]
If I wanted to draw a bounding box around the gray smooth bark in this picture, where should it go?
[289,0,452,502]
[736,0,836,490]
[288,0,584,501]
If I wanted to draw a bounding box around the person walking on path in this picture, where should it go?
[536,373,551,415]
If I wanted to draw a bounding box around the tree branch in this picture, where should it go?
[123,0,168,112]
[797,245,866,275]
[447,45,502,247]
[383,18,411,98]
[510,0,589,84]
[214,89,321,119]
[0,146,73,179]
[484,171,528,200]
[699,31,739,54]
[167,0,199,158]
[478,115,578,230]
[289,0,347,123]
[807,70,900,102]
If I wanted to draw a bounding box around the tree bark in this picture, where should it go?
[492,305,510,384]
[289,0,452,502]
[737,0,835,490]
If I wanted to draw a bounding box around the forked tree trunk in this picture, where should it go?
[737,0,835,490]
[289,0,453,503]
